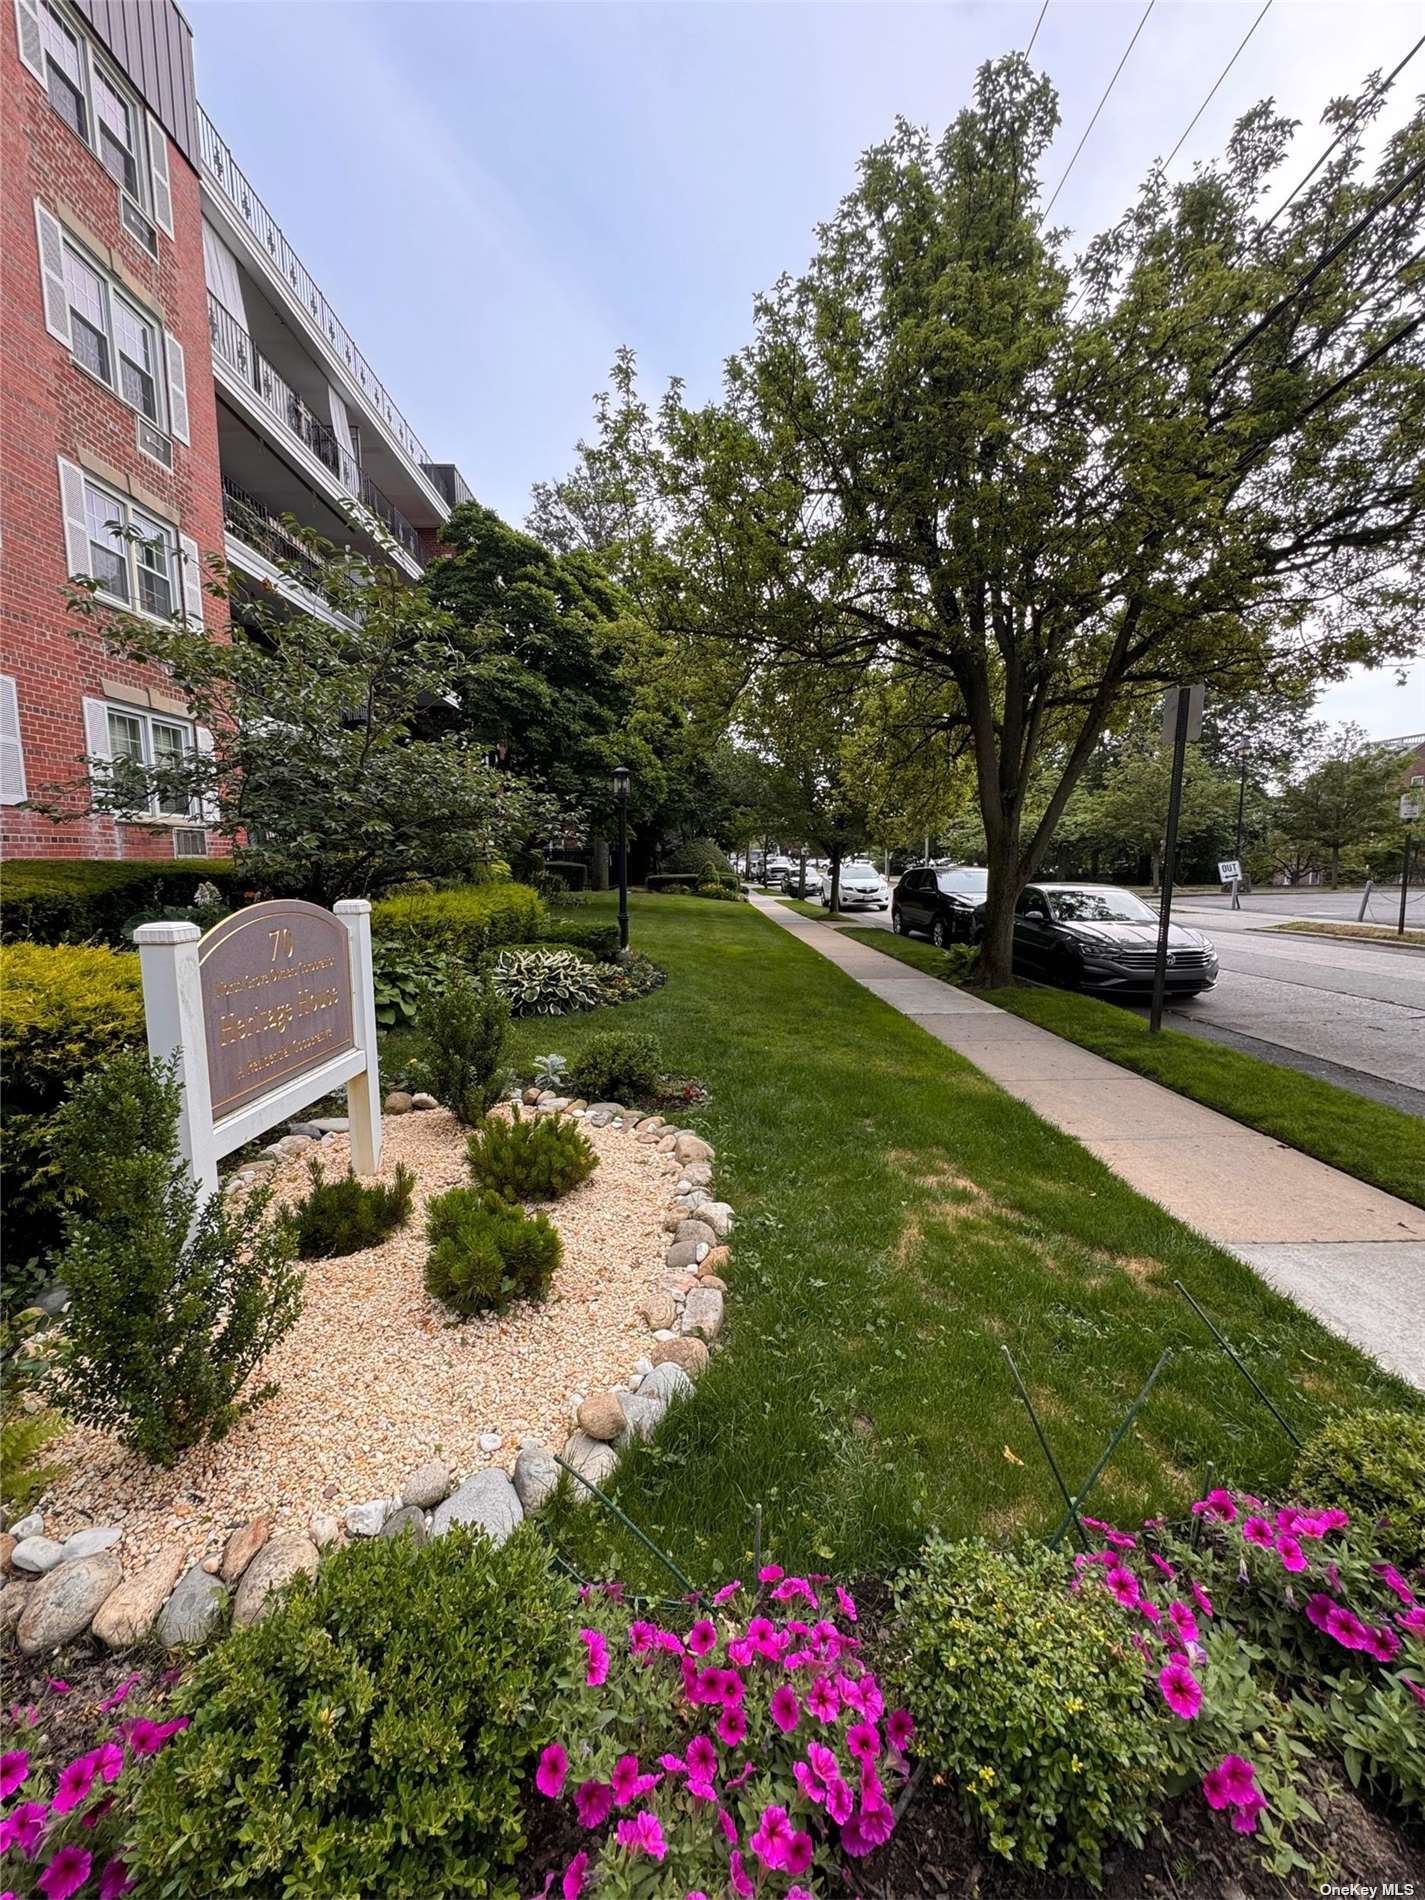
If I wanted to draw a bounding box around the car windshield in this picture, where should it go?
[844,864,878,880]
[1048,888,1157,924]
[937,869,988,894]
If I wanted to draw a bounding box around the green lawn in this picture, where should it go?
[837,927,965,976]
[987,987,1425,1211]
[1268,920,1425,948]
[504,894,1415,1594]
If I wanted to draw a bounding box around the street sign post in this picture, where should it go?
[1151,685,1205,1034]
[1399,796,1420,938]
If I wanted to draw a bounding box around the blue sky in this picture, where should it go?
[188,0,1424,737]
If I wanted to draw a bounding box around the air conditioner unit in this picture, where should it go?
[137,417,173,469]
[119,193,157,256]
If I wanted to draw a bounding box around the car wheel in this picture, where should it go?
[892,909,906,934]
[932,917,948,949]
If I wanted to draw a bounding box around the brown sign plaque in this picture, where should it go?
[200,899,355,1121]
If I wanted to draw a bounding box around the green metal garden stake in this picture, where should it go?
[1173,1281,1301,1447]
[1048,1348,1174,1549]
[1191,1460,1215,1553]
[1001,1346,1089,1553]
[553,1452,704,1601]
[753,1502,763,1581]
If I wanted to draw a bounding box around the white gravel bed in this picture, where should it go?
[42,1109,679,1569]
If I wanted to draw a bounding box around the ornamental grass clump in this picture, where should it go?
[535,1566,911,1899]
[48,1052,303,1468]
[285,1157,414,1260]
[131,1528,570,1898]
[424,1186,562,1318]
[891,1537,1171,1881]
[466,1110,597,1201]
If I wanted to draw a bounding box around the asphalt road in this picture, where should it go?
[840,886,1425,1116]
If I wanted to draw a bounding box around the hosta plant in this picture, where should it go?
[490,948,605,1018]
[535,1567,911,1900]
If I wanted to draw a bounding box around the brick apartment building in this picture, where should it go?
[1,0,471,861]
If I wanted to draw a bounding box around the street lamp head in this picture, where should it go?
[612,765,631,803]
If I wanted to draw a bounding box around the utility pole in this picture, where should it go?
[1151,685,1203,1035]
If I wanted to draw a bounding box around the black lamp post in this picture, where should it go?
[613,764,631,950]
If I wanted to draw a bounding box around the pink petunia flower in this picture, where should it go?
[628,1620,657,1656]
[886,1707,915,1753]
[712,1580,743,1606]
[1325,1605,1369,1651]
[750,1804,795,1870]
[1276,1534,1307,1574]
[1373,1563,1415,1606]
[1158,1659,1202,1719]
[1202,1763,1233,1811]
[846,1720,881,1763]
[1218,1756,1258,1805]
[0,1751,29,1799]
[770,1684,801,1733]
[806,1740,840,1785]
[535,1743,568,1799]
[1104,1529,1137,1551]
[804,1676,840,1722]
[793,1761,824,1804]
[573,1779,613,1829]
[578,1628,610,1687]
[615,1810,667,1861]
[716,1705,748,1747]
[37,1847,93,1900]
[1150,1552,1177,1581]
[1397,1606,1425,1635]
[687,1735,718,1782]
[123,1721,163,1758]
[98,1861,135,1900]
[1231,1793,1267,1834]
[561,1851,589,1900]
[1193,1488,1237,1524]
[50,1754,98,1815]
[1191,1581,1214,1619]
[610,1754,660,1807]
[1363,1624,1401,1663]
[729,1849,754,1897]
[716,1804,739,1845]
[687,1618,718,1657]
[1241,1516,1274,1547]
[824,1777,854,1825]
[757,1564,784,1584]
[784,1829,815,1876]
[98,1675,141,1714]
[46,1680,71,1697]
[90,1743,124,1787]
[1168,1601,1200,1646]
[1104,1565,1140,1608]
[745,1617,783,1662]
[3,1801,46,1859]
[79,1796,114,1832]
[1304,1592,1336,1631]
[770,1577,819,1609]
[788,1890,815,1900]
[1403,1678,1425,1710]
[836,1585,858,1622]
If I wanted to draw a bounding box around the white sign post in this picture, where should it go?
[135,897,382,1201]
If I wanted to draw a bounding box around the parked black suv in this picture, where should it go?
[892,865,989,945]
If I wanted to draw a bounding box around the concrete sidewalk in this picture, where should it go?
[755,898,1425,1388]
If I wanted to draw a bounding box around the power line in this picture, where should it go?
[1160,0,1272,174]
[1044,0,1157,218]
[1026,0,1050,58]
[1262,31,1425,233]
[1235,310,1423,470]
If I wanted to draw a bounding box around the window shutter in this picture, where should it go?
[148,115,174,237]
[82,695,113,795]
[0,675,27,805]
[57,457,91,579]
[195,723,219,822]
[14,0,43,79]
[34,201,71,345]
[179,531,204,624]
[164,332,190,444]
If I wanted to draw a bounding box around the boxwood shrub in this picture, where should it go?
[0,941,146,1292]
[1,857,244,945]
[1291,1408,1425,1569]
[131,1527,572,1897]
[371,882,546,962]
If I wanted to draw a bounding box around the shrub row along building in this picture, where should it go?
[2,0,471,860]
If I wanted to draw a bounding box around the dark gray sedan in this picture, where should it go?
[1005,883,1218,995]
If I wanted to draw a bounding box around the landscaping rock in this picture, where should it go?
[586,1109,613,1127]
[10,1512,43,1541]
[157,1564,228,1646]
[617,1392,665,1444]
[411,1093,439,1110]
[59,1526,122,1563]
[346,1498,392,1537]
[651,1337,709,1378]
[632,1355,654,1377]
[220,1516,271,1584]
[657,1134,678,1151]
[683,1160,714,1188]
[576,1393,626,1442]
[18,1552,121,1656]
[635,1117,664,1133]
[380,1505,428,1546]
[431,1470,523,1546]
[308,1513,342,1549]
[698,1274,728,1293]
[700,1201,735,1237]
[384,1090,415,1115]
[561,1431,620,1495]
[0,1581,34,1634]
[701,1245,730,1276]
[674,1219,719,1248]
[0,1533,14,1576]
[91,1548,185,1650]
[675,1133,714,1164]
[512,1444,560,1512]
[665,1240,703,1273]
[11,1536,64,1576]
[202,1556,222,1575]
[641,1361,695,1406]
[478,1431,504,1454]
[232,1534,320,1628]
[638,1291,677,1331]
[306,1117,351,1134]
[682,1286,725,1341]
[522,1086,541,1105]
[400,1458,451,1509]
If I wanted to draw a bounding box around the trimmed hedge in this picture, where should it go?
[664,838,733,880]
[542,859,589,891]
[532,917,622,960]
[0,941,146,1288]
[645,874,699,894]
[2,858,244,946]
[371,882,546,960]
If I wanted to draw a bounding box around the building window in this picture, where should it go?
[81,478,179,618]
[61,238,163,427]
[104,704,195,818]
[93,66,137,196]
[33,1,148,209]
[40,1,86,136]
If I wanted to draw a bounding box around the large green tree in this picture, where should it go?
[541,57,1425,980]
[1270,723,1409,885]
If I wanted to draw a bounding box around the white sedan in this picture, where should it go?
[818,861,889,909]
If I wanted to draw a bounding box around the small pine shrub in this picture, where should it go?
[50,1052,304,1467]
[424,1187,562,1317]
[1292,1409,1425,1569]
[286,1158,415,1259]
[131,1528,570,1897]
[892,1538,1171,1881]
[466,1111,597,1201]
[566,1029,663,1104]
[414,971,509,1124]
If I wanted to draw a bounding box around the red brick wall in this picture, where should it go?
[1,22,228,862]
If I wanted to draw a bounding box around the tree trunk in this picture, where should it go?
[1329,843,1339,889]
[976,829,1021,987]
[828,843,842,918]
[797,850,808,899]
[1150,847,1161,892]
[590,837,610,891]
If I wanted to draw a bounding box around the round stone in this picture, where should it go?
[11,1536,64,1576]
[638,1292,677,1331]
[576,1393,626,1442]
[308,1513,342,1549]
[512,1444,560,1512]
[17,1552,122,1656]
[651,1337,709,1378]
[674,1219,718,1248]
[220,1515,271,1584]
[400,1458,451,1509]
[384,1090,415,1115]
[91,1548,186,1650]
[478,1431,504,1454]
[675,1133,714,1165]
[681,1286,725,1342]
[232,1535,320,1628]
[346,1498,392,1537]
[665,1240,703,1273]
[642,1361,695,1405]
[380,1505,428,1546]
[431,1470,523,1547]
[158,1563,228,1646]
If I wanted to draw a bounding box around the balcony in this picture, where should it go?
[208,293,420,560]
[198,108,433,475]
[221,476,346,602]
